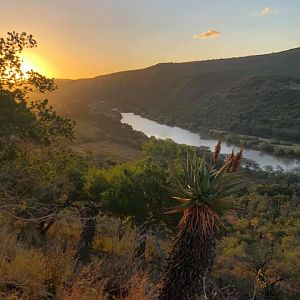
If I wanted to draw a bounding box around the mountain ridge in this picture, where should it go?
[48,47,300,142]
[56,46,300,81]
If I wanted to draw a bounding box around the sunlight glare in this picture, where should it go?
[20,51,54,78]
[20,60,35,78]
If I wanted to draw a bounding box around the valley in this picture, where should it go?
[2,16,300,299]
[43,47,300,167]
[120,112,300,171]
[70,112,147,165]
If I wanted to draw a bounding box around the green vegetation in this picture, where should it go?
[158,149,243,300]
[1,32,300,300]
[46,48,300,145]
[209,129,300,158]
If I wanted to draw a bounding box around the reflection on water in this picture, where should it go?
[121,113,300,171]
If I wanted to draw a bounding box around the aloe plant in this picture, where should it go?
[157,147,243,300]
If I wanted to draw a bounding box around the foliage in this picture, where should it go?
[0,31,55,94]
[0,32,74,145]
[157,145,243,300]
[1,31,300,300]
[215,190,300,299]
[166,152,243,216]
[1,134,300,298]
[101,160,170,227]
[47,49,300,143]
[0,93,75,144]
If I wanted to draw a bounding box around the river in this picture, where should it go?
[121,112,300,171]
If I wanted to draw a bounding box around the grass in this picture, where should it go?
[71,119,142,165]
[0,215,159,300]
[1,191,300,299]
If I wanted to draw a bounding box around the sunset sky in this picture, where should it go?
[1,0,300,79]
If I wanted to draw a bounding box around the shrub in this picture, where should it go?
[259,143,274,153]
[273,147,285,156]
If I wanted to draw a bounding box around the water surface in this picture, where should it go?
[121,113,300,171]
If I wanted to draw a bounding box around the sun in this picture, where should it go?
[20,51,54,78]
[20,60,36,78]
[2,51,54,83]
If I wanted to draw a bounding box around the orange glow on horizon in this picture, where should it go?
[20,50,54,78]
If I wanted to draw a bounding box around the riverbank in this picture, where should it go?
[131,109,300,161]
[208,129,300,160]
[121,112,300,171]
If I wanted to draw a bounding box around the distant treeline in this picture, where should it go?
[47,49,300,144]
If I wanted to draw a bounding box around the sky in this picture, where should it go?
[1,0,300,79]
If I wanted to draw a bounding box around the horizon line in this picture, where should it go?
[54,45,300,81]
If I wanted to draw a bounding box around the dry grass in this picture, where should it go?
[0,215,159,300]
[71,119,140,164]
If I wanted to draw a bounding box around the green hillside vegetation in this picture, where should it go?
[1,32,300,300]
[46,48,300,144]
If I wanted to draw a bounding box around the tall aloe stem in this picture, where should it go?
[157,144,243,300]
[158,206,217,300]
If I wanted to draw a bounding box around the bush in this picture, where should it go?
[285,148,296,156]
[259,143,274,153]
[273,147,285,156]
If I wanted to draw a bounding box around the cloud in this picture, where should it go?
[260,7,273,15]
[193,30,221,39]
[252,7,275,16]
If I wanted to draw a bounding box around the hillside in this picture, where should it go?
[48,47,300,142]
[2,31,300,300]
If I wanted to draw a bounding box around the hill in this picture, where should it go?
[47,47,300,142]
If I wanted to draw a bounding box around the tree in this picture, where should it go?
[100,159,174,260]
[157,146,243,300]
[0,31,74,145]
[0,93,75,145]
[0,32,77,237]
[0,146,86,239]
[73,141,187,264]
[75,168,110,265]
[0,31,55,94]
